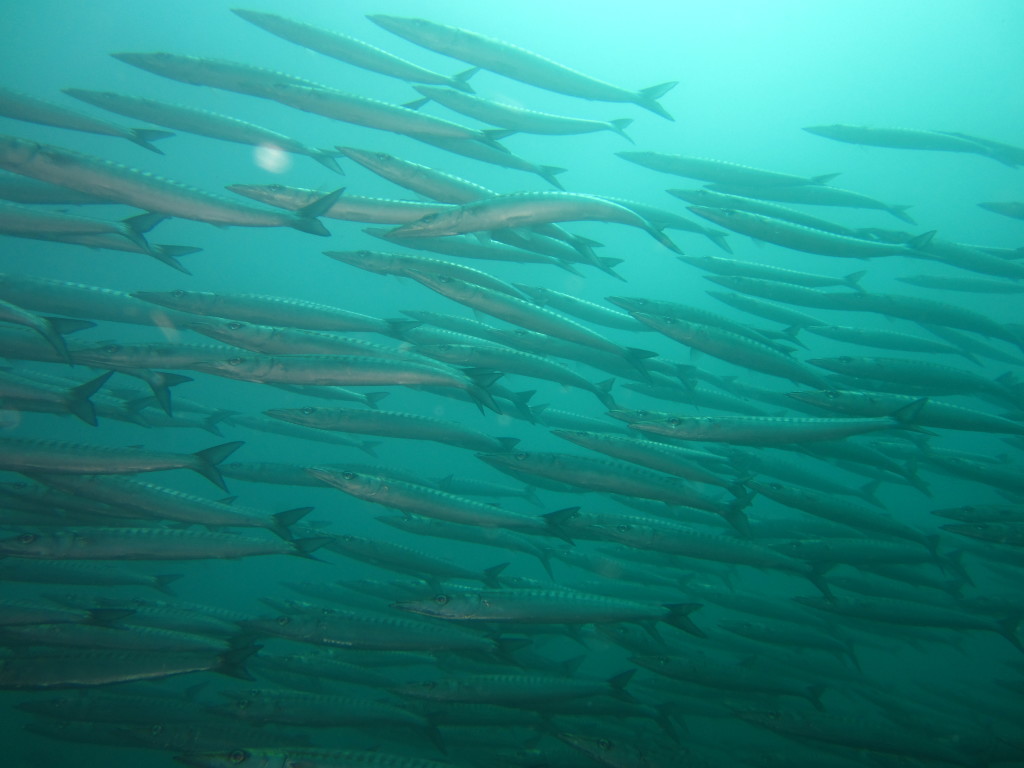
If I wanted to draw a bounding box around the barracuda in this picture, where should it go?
[325,249,522,296]
[411,85,634,140]
[369,15,676,119]
[0,437,241,490]
[189,354,501,413]
[308,466,565,540]
[64,89,343,173]
[0,134,339,236]
[626,403,927,445]
[0,85,172,152]
[395,588,704,638]
[617,151,836,185]
[387,191,681,253]
[268,406,517,452]
[233,8,479,91]
[229,185,452,223]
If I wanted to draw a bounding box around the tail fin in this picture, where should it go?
[706,231,733,253]
[887,205,916,225]
[190,440,245,491]
[152,573,183,595]
[482,562,510,588]
[289,187,344,237]
[635,81,677,121]
[66,370,115,426]
[844,270,867,292]
[450,66,480,92]
[607,118,634,143]
[270,506,314,540]
[146,371,193,417]
[538,166,567,190]
[311,149,345,175]
[663,602,705,638]
[129,128,175,154]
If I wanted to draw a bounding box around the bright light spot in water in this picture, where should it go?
[254,144,291,174]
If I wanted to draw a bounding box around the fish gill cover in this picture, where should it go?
[0,1,1023,766]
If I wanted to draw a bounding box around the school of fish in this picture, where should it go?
[0,7,1022,768]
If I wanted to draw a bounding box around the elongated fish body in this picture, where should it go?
[930,503,1024,524]
[679,250,864,292]
[412,85,633,139]
[367,227,579,271]
[978,201,1024,221]
[0,86,172,152]
[391,670,635,706]
[668,187,865,238]
[897,273,1024,294]
[189,354,498,410]
[804,123,998,156]
[325,249,521,297]
[626,409,920,445]
[941,522,1024,547]
[923,454,1024,497]
[630,654,825,709]
[707,275,1024,348]
[258,81,499,143]
[707,291,826,329]
[802,324,970,356]
[31,474,307,539]
[68,340,241,371]
[706,182,915,223]
[789,389,1024,435]
[309,468,554,537]
[388,191,681,253]
[617,152,835,186]
[0,274,192,327]
[410,133,568,189]
[0,622,227,654]
[412,342,615,407]
[0,135,335,235]
[0,200,147,243]
[132,290,388,334]
[369,15,675,119]
[514,285,645,331]
[233,9,477,91]
[0,437,241,490]
[795,595,1021,647]
[339,147,493,203]
[746,479,930,546]
[807,355,1008,399]
[0,647,253,689]
[395,588,702,633]
[477,450,745,529]
[0,527,320,560]
[210,688,428,729]
[316,530,506,586]
[689,207,918,258]
[738,710,985,766]
[64,89,342,173]
[632,312,830,388]
[242,609,494,653]
[551,429,741,491]
[267,407,515,453]
[112,51,318,96]
[912,237,1024,280]
[0,170,114,204]
[404,272,639,363]
[178,749,453,768]
[230,185,453,224]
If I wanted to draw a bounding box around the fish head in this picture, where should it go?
[0,134,41,167]
[189,355,264,380]
[392,591,472,618]
[173,749,278,768]
[403,270,476,300]
[366,15,452,45]
[0,530,56,557]
[605,408,666,424]
[187,318,264,346]
[306,467,382,497]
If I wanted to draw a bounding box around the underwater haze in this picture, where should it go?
[1,1,1023,766]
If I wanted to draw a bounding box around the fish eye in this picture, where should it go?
[419,213,438,223]
[171,289,186,298]
[770,483,782,490]
[667,417,681,426]
[374,153,391,161]
[101,343,121,353]
[342,472,355,480]
[597,739,612,751]
[514,452,529,461]
[838,356,852,363]
[433,595,449,605]
[227,322,242,330]
[616,524,631,532]
[17,533,36,544]
[267,184,285,191]
[356,250,372,256]
[229,751,249,764]
[150,725,163,735]
[301,407,315,415]
[437,275,452,283]
[276,616,290,626]
[662,316,676,324]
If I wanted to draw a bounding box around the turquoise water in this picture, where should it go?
[1,2,1023,766]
